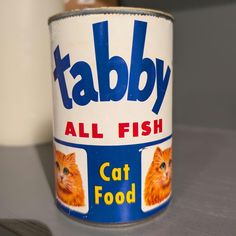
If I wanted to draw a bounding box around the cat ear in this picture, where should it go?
[53,144,61,156]
[153,147,162,161]
[164,147,172,157]
[66,153,76,162]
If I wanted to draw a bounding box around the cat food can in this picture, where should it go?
[49,7,173,225]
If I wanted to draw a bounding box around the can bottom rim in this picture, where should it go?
[55,197,172,227]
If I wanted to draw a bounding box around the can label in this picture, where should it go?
[50,11,173,224]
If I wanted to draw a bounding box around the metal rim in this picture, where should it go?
[48,7,174,25]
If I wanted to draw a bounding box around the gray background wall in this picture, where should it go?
[121,0,236,130]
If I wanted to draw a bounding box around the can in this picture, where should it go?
[49,7,173,225]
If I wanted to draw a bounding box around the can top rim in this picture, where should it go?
[48,7,174,25]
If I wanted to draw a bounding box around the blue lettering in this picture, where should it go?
[53,46,72,109]
[70,62,98,106]
[53,20,171,115]
[152,59,171,114]
[128,21,156,102]
[93,21,128,101]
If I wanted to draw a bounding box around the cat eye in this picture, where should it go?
[160,162,166,170]
[169,160,172,166]
[55,161,60,170]
[63,167,69,175]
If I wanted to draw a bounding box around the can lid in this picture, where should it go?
[48,7,174,25]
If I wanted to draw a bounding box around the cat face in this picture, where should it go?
[153,147,172,186]
[144,146,172,206]
[54,150,79,193]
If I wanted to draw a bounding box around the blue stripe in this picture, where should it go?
[54,134,172,149]
[56,196,172,224]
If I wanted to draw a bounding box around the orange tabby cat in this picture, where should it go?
[144,146,172,206]
[54,149,85,207]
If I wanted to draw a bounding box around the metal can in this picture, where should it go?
[49,7,173,225]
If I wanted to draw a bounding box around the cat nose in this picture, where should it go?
[60,176,64,181]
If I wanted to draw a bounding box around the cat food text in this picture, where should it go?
[95,162,136,205]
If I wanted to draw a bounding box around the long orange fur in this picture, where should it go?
[54,149,85,207]
[144,146,172,206]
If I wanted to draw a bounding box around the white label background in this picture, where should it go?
[50,14,173,146]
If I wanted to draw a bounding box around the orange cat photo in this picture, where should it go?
[54,148,85,207]
[144,146,172,206]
